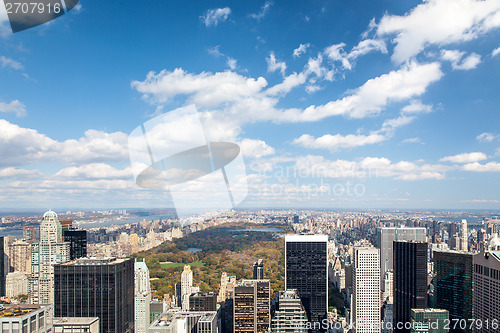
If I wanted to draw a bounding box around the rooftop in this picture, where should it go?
[59,257,129,266]
[0,305,46,318]
[53,317,99,325]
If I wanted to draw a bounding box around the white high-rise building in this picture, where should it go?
[6,271,28,297]
[180,265,199,310]
[135,260,151,333]
[459,219,468,251]
[29,210,70,305]
[352,246,381,333]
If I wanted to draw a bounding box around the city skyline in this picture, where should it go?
[0,0,499,210]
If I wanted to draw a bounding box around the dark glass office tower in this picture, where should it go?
[393,241,428,333]
[253,259,264,280]
[189,291,217,311]
[434,250,473,333]
[63,229,87,260]
[54,257,134,333]
[285,235,328,330]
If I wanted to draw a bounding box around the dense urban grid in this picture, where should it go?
[0,208,498,332]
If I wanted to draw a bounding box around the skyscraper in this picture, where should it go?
[23,226,36,242]
[253,259,264,280]
[180,265,200,310]
[433,250,473,333]
[9,239,31,274]
[233,279,270,333]
[459,220,468,252]
[377,227,426,290]
[135,260,151,333]
[285,234,328,328]
[473,248,500,333]
[270,289,307,333]
[393,241,427,333]
[29,210,70,304]
[54,257,134,333]
[352,246,381,333]
[189,291,217,311]
[62,229,87,260]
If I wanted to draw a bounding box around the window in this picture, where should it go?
[39,312,44,328]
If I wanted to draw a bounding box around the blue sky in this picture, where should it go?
[0,0,499,210]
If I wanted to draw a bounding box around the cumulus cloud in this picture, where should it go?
[0,56,23,70]
[132,61,443,126]
[0,119,129,166]
[463,161,500,172]
[477,132,498,142]
[0,100,26,117]
[202,7,231,27]
[266,52,287,76]
[293,43,310,58]
[239,139,275,159]
[294,155,448,180]
[293,133,387,150]
[440,152,488,163]
[0,167,41,179]
[441,49,481,70]
[266,72,307,96]
[55,164,133,180]
[493,47,500,57]
[250,1,273,20]
[377,0,500,63]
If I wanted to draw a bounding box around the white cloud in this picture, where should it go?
[0,100,26,117]
[0,3,10,37]
[0,56,23,70]
[132,61,442,126]
[401,99,433,113]
[492,47,500,57]
[324,39,387,70]
[266,52,286,76]
[294,155,447,180]
[202,7,231,27]
[266,72,307,96]
[440,152,488,163]
[250,1,273,20]
[377,0,500,63]
[402,137,424,144]
[55,164,133,180]
[441,49,481,70]
[227,57,237,70]
[293,43,310,58]
[477,132,498,142]
[463,161,500,172]
[293,133,387,150]
[0,119,129,166]
[239,139,275,159]
[0,167,41,179]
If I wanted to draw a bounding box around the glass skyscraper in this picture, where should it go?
[285,234,328,330]
[433,250,473,333]
[54,257,134,333]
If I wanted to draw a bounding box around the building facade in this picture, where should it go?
[233,279,270,333]
[29,210,70,305]
[410,309,449,333]
[0,305,53,333]
[473,249,500,333]
[189,292,217,312]
[54,257,134,333]
[285,234,328,328]
[62,229,87,260]
[352,246,381,333]
[270,289,307,332]
[433,250,473,333]
[6,271,28,298]
[393,241,428,333]
[377,227,426,291]
[135,260,152,333]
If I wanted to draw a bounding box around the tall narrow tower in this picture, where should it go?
[29,210,70,304]
[459,219,468,251]
[134,260,151,333]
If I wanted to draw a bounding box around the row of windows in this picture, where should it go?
[475,264,500,280]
